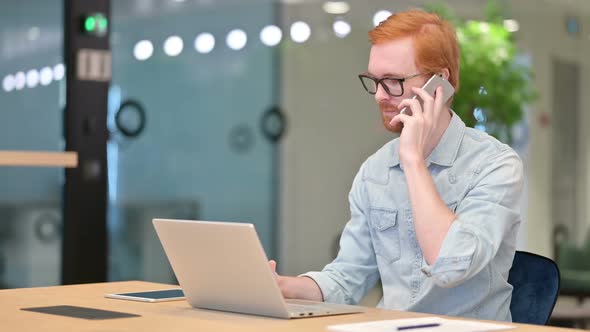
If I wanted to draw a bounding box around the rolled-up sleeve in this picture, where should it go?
[301,163,380,304]
[421,149,524,288]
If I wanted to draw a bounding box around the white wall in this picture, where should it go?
[278,2,391,275]
[509,1,590,254]
[278,0,590,276]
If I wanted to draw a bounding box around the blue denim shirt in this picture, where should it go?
[303,112,524,322]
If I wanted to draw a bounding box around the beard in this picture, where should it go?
[379,100,403,133]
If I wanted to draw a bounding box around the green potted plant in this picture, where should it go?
[427,2,537,144]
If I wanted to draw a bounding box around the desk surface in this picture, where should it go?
[0,281,580,332]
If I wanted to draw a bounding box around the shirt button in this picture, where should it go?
[421,268,432,277]
[449,174,457,184]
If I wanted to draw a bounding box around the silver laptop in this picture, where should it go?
[152,218,365,319]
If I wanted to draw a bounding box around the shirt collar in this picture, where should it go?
[388,111,465,168]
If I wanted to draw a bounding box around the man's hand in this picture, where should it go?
[269,259,280,281]
[390,86,448,167]
[268,260,324,302]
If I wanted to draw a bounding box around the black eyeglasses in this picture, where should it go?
[358,72,426,97]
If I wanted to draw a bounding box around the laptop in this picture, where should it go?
[152,218,366,319]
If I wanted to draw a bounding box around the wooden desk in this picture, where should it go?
[0,281,581,331]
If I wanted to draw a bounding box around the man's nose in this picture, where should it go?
[374,83,389,102]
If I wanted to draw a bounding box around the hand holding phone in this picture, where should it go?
[399,74,455,116]
[391,74,456,163]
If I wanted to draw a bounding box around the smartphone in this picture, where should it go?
[104,289,185,303]
[400,74,455,115]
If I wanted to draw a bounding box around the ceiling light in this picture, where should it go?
[26,69,39,88]
[195,33,215,53]
[260,25,282,46]
[322,1,350,15]
[40,67,53,86]
[373,10,392,27]
[53,64,65,81]
[2,75,15,92]
[226,29,247,50]
[290,21,311,43]
[164,36,184,56]
[134,40,154,60]
[14,72,26,90]
[333,20,351,38]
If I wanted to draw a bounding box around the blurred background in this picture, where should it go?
[0,0,589,327]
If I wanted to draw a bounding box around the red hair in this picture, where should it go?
[369,9,460,92]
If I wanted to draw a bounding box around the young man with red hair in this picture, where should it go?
[271,9,523,322]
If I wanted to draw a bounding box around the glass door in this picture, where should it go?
[108,0,279,282]
[0,1,65,288]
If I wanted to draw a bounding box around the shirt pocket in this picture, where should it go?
[369,207,401,263]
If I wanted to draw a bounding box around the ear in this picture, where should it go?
[441,68,450,80]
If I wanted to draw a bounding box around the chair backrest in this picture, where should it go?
[507,251,561,325]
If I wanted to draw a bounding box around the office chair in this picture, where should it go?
[507,250,560,325]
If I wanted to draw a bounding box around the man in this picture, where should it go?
[270,9,524,322]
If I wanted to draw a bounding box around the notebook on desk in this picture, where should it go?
[327,316,515,332]
[152,218,365,319]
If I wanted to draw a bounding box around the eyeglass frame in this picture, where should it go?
[357,72,428,97]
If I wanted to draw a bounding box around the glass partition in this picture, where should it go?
[0,1,64,288]
[107,0,279,282]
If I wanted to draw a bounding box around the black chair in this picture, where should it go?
[507,251,560,325]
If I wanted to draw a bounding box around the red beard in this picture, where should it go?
[379,101,403,133]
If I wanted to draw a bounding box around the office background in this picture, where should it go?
[0,0,588,316]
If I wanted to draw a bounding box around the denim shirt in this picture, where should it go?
[303,112,524,322]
